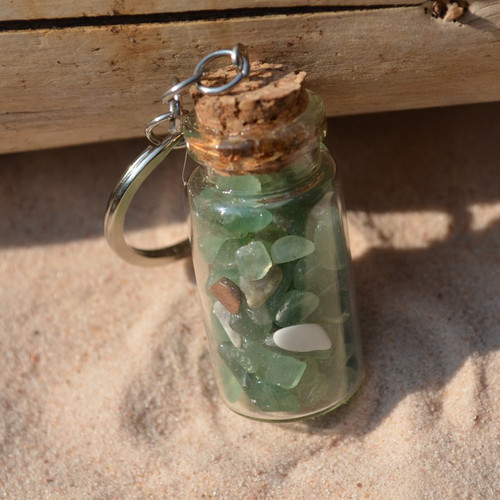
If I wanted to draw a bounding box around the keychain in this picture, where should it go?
[105,44,363,421]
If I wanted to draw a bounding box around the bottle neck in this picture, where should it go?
[183,90,326,177]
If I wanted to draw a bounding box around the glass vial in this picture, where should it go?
[184,90,363,421]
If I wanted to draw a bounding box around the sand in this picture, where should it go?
[0,103,499,499]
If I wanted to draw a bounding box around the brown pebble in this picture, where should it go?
[210,277,243,314]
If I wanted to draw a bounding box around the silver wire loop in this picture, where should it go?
[195,43,250,95]
[104,133,190,266]
[161,43,249,102]
[161,73,202,103]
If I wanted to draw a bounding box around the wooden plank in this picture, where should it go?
[0,1,420,21]
[1,4,499,154]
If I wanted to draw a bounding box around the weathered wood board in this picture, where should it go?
[1,3,499,153]
[0,0,421,20]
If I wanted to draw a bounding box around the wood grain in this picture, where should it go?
[1,4,499,153]
[0,0,421,21]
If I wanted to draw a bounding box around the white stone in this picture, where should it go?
[213,301,241,348]
[273,323,332,352]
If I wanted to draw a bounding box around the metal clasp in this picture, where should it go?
[104,44,250,266]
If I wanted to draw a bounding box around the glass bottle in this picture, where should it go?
[183,90,363,421]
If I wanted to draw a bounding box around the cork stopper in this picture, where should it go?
[184,62,324,175]
[190,62,308,134]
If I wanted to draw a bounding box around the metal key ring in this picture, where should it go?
[104,132,191,266]
[105,44,249,267]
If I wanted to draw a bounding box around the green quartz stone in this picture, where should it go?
[293,254,339,293]
[249,379,300,412]
[219,342,259,374]
[216,174,262,193]
[271,209,307,236]
[239,265,283,308]
[245,342,307,389]
[245,303,274,327]
[218,342,248,382]
[198,187,273,237]
[306,277,344,325]
[218,342,299,412]
[219,363,243,403]
[236,241,272,281]
[265,262,295,315]
[274,290,320,327]
[213,301,242,348]
[197,235,227,264]
[223,207,273,237]
[213,238,248,271]
[291,360,331,409]
[311,205,348,271]
[229,305,272,340]
[212,312,231,344]
[271,235,315,264]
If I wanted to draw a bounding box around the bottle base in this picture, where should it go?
[222,369,364,423]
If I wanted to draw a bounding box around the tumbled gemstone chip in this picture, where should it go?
[310,205,347,271]
[236,241,272,281]
[223,207,273,236]
[239,265,283,308]
[271,235,315,263]
[210,277,243,314]
[273,323,332,352]
[218,342,299,412]
[216,174,262,193]
[213,301,242,348]
[213,238,247,271]
[275,290,320,327]
[245,302,273,327]
[245,342,307,389]
[249,379,299,412]
[197,235,227,264]
[229,306,272,340]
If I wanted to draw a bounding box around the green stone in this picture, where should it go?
[213,301,242,348]
[236,241,272,281]
[213,238,248,271]
[198,188,273,237]
[291,359,331,409]
[216,174,262,193]
[271,235,315,264]
[197,235,227,264]
[265,262,295,315]
[248,379,300,412]
[245,342,307,389]
[229,305,272,340]
[223,207,273,237]
[239,265,283,308]
[245,303,274,327]
[218,342,258,374]
[218,342,248,382]
[218,342,299,412]
[271,208,307,236]
[293,254,340,293]
[219,363,243,403]
[310,205,348,271]
[274,290,320,327]
[307,280,343,324]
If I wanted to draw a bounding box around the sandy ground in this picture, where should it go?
[1,103,499,499]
